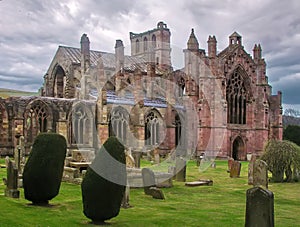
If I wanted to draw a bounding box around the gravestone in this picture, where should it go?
[14,135,26,173]
[149,187,165,200]
[230,161,241,178]
[4,157,20,198]
[227,157,234,172]
[175,157,186,182]
[142,168,156,195]
[132,150,141,168]
[245,187,274,227]
[125,147,135,168]
[248,155,257,185]
[154,148,160,164]
[253,160,268,189]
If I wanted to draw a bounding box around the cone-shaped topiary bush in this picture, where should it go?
[81,136,126,223]
[23,132,67,205]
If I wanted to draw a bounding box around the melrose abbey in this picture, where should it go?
[0,22,282,160]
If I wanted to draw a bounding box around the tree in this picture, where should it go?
[283,125,300,146]
[81,136,126,224]
[260,140,300,182]
[23,133,67,205]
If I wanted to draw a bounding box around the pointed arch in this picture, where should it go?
[152,34,156,48]
[108,106,129,144]
[232,136,245,160]
[143,37,148,51]
[69,102,94,146]
[144,109,162,146]
[226,66,251,124]
[24,100,53,143]
[53,65,66,98]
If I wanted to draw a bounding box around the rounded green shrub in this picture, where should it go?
[81,136,126,223]
[23,132,67,204]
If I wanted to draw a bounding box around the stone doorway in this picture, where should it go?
[232,136,244,160]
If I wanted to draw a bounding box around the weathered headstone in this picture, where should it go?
[14,135,26,173]
[248,155,257,185]
[4,157,20,198]
[175,157,186,182]
[227,157,234,172]
[253,160,268,189]
[125,147,135,168]
[154,148,160,164]
[132,150,141,168]
[230,161,241,178]
[245,187,274,227]
[149,187,165,200]
[142,168,156,195]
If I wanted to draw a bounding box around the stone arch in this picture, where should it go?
[226,66,251,124]
[144,109,163,146]
[108,106,130,144]
[24,99,53,143]
[143,37,148,51]
[232,136,245,160]
[136,39,140,53]
[0,102,9,147]
[175,111,186,148]
[68,102,94,147]
[53,65,66,98]
[152,34,156,48]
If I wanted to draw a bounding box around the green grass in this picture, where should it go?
[0,159,299,226]
[0,88,37,98]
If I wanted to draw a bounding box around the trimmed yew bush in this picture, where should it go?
[23,132,67,204]
[81,136,126,223]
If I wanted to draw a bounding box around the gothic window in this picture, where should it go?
[145,111,160,146]
[152,34,156,48]
[109,107,129,143]
[136,39,140,53]
[178,77,186,97]
[226,69,247,124]
[53,65,66,98]
[26,101,50,143]
[71,105,92,145]
[144,37,148,51]
[175,114,181,146]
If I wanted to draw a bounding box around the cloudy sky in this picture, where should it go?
[1,0,300,110]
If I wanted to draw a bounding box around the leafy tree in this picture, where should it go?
[23,133,67,205]
[260,140,300,182]
[81,136,126,224]
[283,125,300,146]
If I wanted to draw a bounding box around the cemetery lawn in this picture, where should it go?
[0,158,300,227]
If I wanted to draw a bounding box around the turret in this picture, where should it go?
[253,44,262,60]
[187,28,199,51]
[229,31,242,46]
[207,35,217,58]
[80,34,90,72]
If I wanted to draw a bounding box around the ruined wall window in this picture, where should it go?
[26,102,49,143]
[145,111,160,146]
[178,77,186,97]
[175,114,182,146]
[108,107,129,143]
[71,105,92,145]
[144,37,148,51]
[152,34,156,48]
[136,39,140,53]
[226,69,247,124]
[54,66,65,98]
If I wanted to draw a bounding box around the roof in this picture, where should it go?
[58,46,152,72]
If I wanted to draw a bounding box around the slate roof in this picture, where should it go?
[58,46,153,72]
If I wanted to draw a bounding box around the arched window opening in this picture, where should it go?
[136,39,140,53]
[108,107,129,143]
[178,77,186,97]
[26,101,50,143]
[145,111,160,146]
[152,35,156,48]
[54,66,66,98]
[175,114,182,146]
[226,69,247,124]
[143,37,148,52]
[71,105,92,145]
